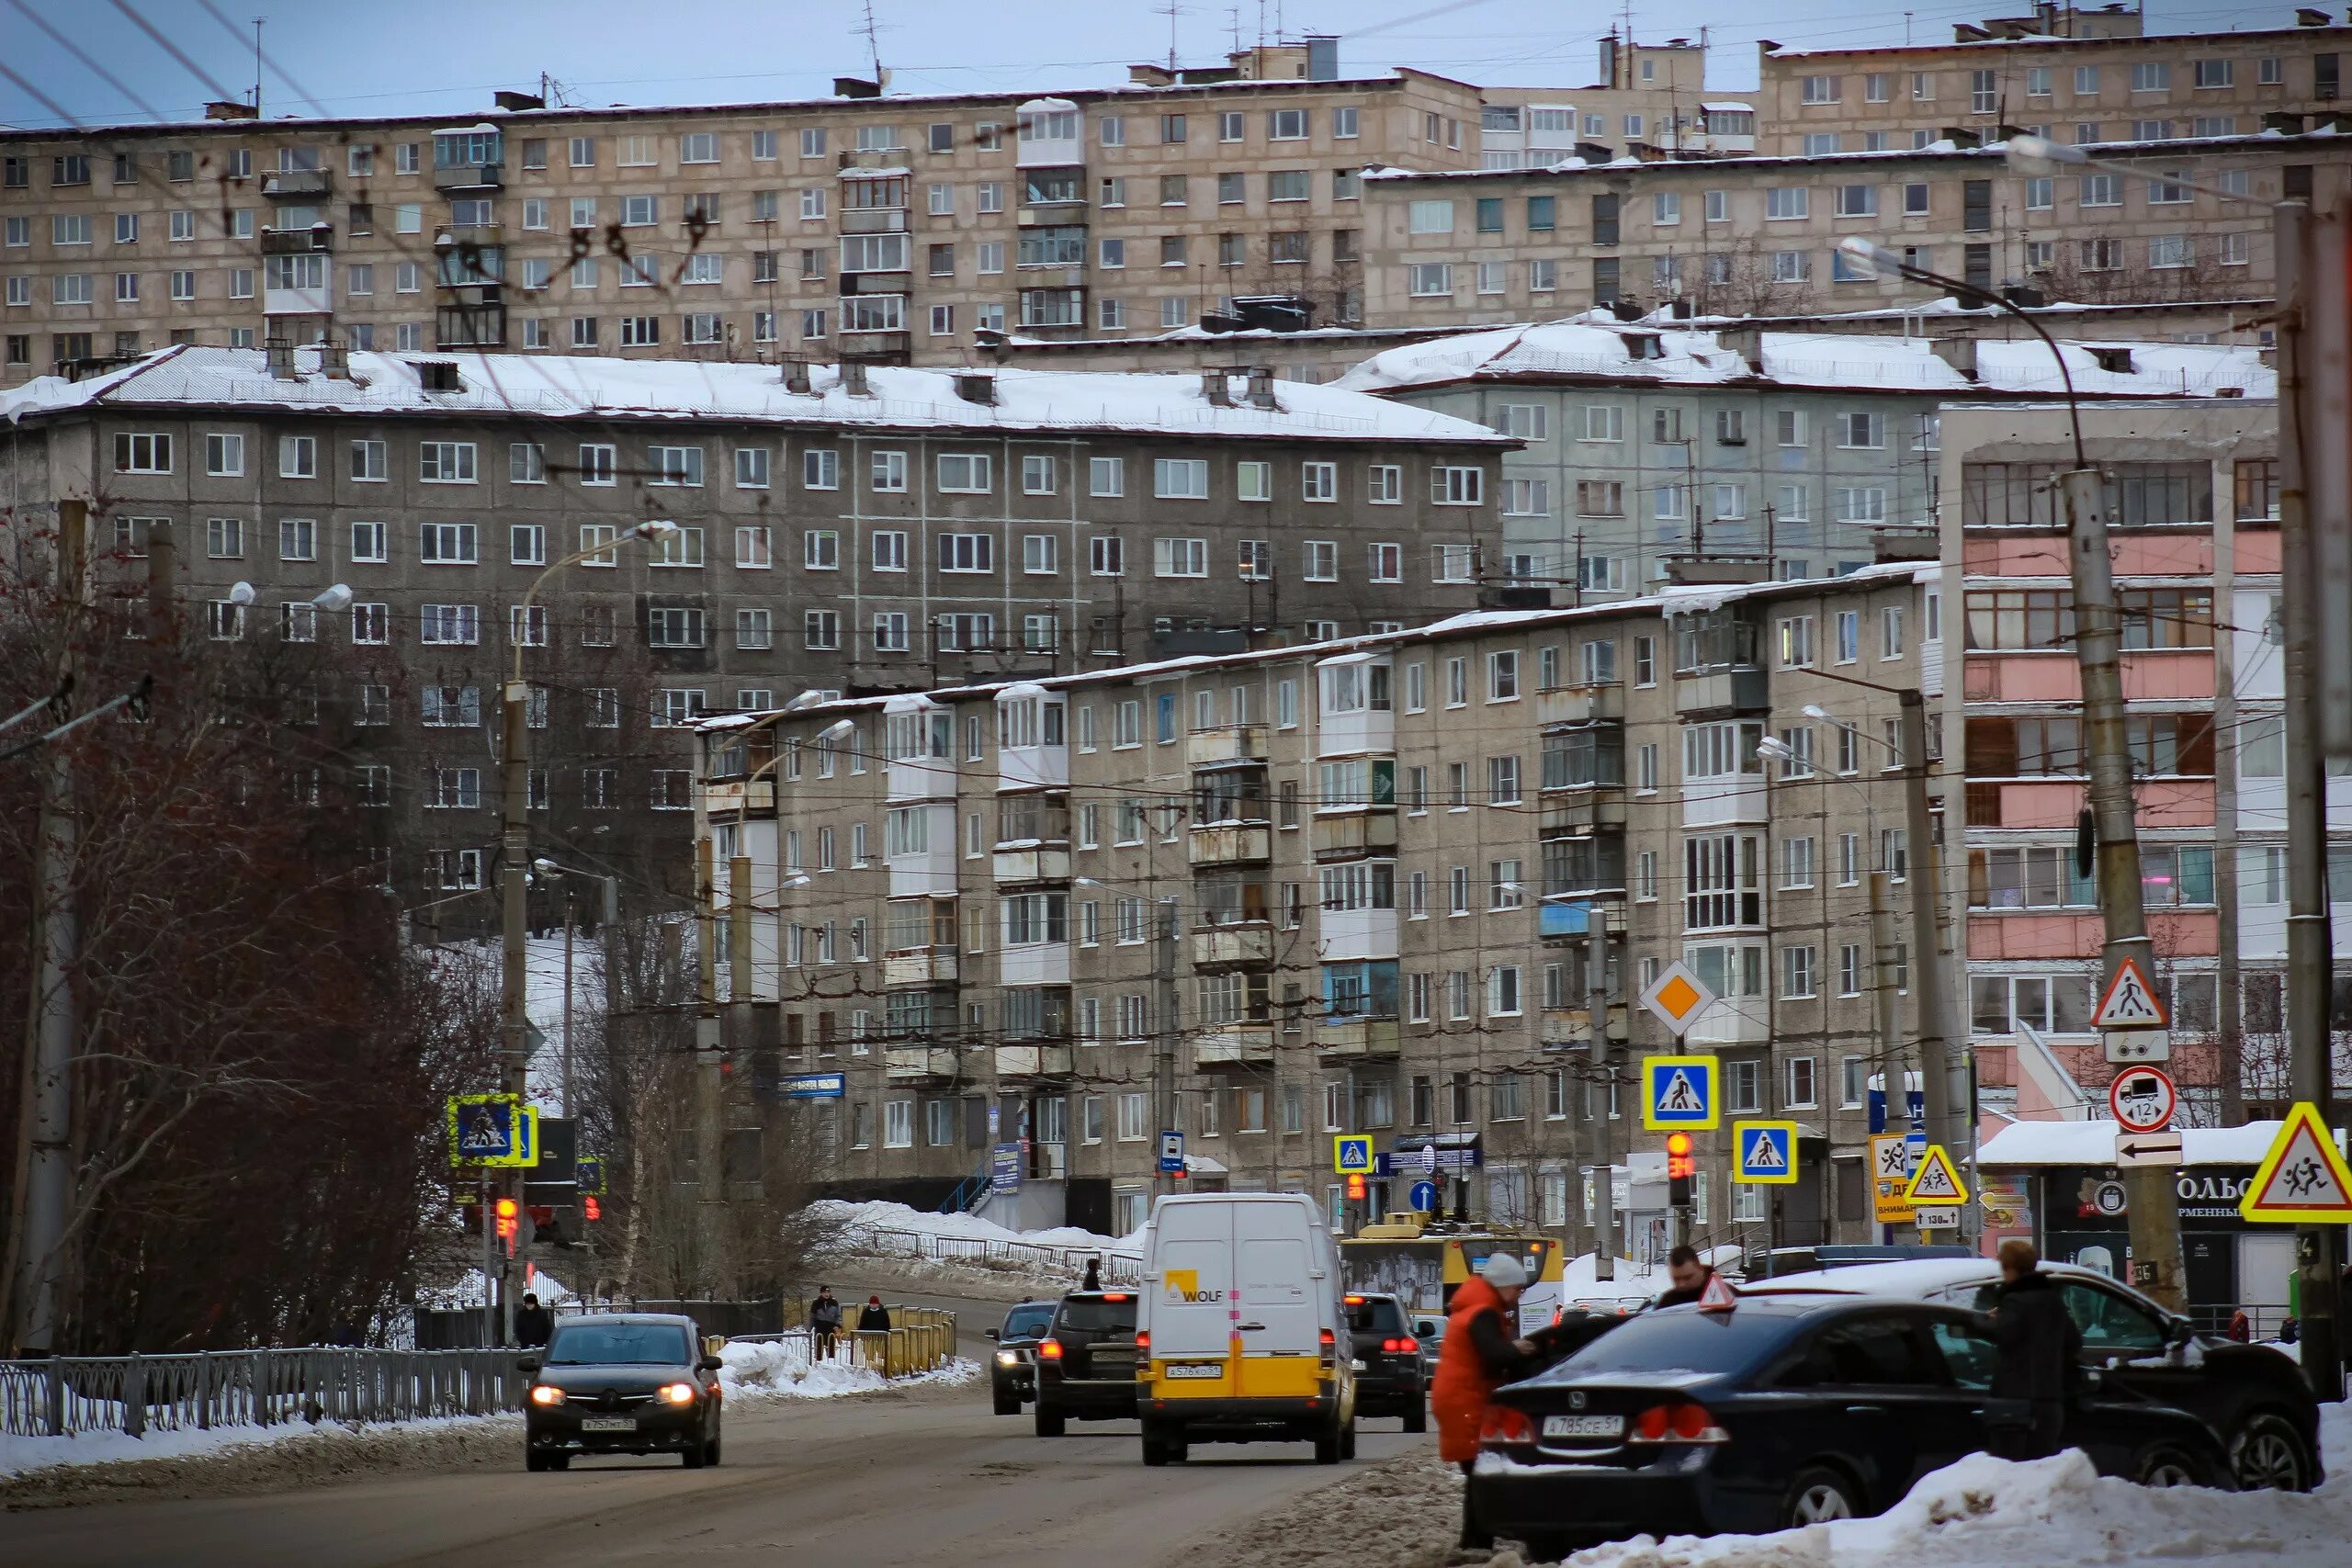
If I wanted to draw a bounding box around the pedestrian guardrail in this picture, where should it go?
[0,1348,526,1439]
[741,1306,959,1378]
[844,1224,1144,1287]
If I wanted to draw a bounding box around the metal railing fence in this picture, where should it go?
[0,1348,524,1439]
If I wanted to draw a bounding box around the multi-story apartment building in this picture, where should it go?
[0,343,1509,915]
[1480,35,1758,165]
[1756,7,2352,157]
[1336,319,2270,601]
[0,44,1498,387]
[1939,398,2352,1146]
[694,565,1940,1254]
[1363,132,2352,328]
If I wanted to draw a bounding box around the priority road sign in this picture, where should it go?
[1733,1121,1799,1185]
[2109,1066,2177,1134]
[2239,1102,2352,1224]
[2091,957,2168,1030]
[1332,1134,1375,1175]
[1642,1055,1719,1130]
[1639,961,1717,1037]
[1904,1144,1969,1205]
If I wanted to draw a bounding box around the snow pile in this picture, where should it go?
[811,1198,1140,1254]
[1558,1245,1745,1308]
[715,1337,978,1402]
[0,1415,507,1480]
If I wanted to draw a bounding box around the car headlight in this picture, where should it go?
[529,1385,565,1406]
[996,1350,1018,1366]
[661,1382,697,1405]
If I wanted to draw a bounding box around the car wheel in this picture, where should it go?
[706,1434,722,1468]
[2231,1414,2314,1492]
[1142,1427,1170,1467]
[547,1454,569,1472]
[2135,1443,2214,1489]
[1403,1404,1429,1435]
[1035,1402,1066,1438]
[525,1450,549,1472]
[1315,1422,1342,1464]
[992,1382,1021,1416]
[1340,1418,1358,1461]
[1781,1464,1862,1528]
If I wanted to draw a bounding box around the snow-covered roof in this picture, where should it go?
[1766,22,2352,61]
[0,344,1510,446]
[696,559,1939,736]
[1702,101,1755,112]
[1978,1119,2306,1168]
[1332,316,2274,402]
[1017,97,1080,115]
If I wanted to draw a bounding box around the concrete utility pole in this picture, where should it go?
[2272,201,2344,1396]
[2059,464,2186,1312]
[1588,913,1616,1280]
[1899,688,1965,1162]
[693,834,727,1296]
[1869,871,1907,1244]
[497,658,532,1342]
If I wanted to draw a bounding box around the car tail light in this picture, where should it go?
[1344,1294,1367,1306]
[1628,1402,1727,1444]
[1480,1404,1535,1445]
[528,1385,564,1406]
[1102,1292,1129,1302]
[1037,1338,1064,1360]
[1378,1336,1421,1354]
[1135,1330,1149,1353]
[660,1382,697,1405]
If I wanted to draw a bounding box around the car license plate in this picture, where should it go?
[579,1416,637,1432]
[1542,1414,1623,1439]
[1163,1362,1222,1379]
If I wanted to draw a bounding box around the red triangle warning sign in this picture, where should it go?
[2091,957,2168,1030]
[1698,1272,1739,1313]
[2241,1102,2352,1224]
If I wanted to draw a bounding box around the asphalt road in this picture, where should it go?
[0,1292,1422,1568]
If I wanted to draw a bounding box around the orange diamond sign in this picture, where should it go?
[1640,960,1717,1038]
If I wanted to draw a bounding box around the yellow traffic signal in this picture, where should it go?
[1667,1133,1695,1208]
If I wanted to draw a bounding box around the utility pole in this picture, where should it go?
[1870,870,1910,1244]
[2058,464,2186,1311]
[692,835,727,1297]
[2272,200,2343,1396]
[1588,913,1616,1280]
[1899,690,1964,1163]
[8,500,85,1355]
[497,661,533,1342]
[560,886,577,1117]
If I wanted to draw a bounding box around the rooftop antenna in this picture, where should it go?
[1161,0,1182,70]
[250,16,262,114]
[1228,6,1241,51]
[858,0,886,88]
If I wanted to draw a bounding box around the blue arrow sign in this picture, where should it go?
[1408,1179,1442,1213]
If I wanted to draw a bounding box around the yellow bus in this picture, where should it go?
[1340,1222,1566,1334]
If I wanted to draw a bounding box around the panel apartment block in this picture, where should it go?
[695,567,1939,1252]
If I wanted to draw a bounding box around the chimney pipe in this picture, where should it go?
[1202,370,1234,407]
[1245,367,1278,409]
[841,360,870,397]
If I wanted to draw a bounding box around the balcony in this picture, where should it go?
[883,946,957,987]
[1191,925,1272,967]
[999,942,1070,987]
[261,169,332,199]
[1188,822,1272,867]
[993,844,1070,884]
[841,207,910,233]
[435,299,505,349]
[1537,682,1623,727]
[1540,792,1627,834]
[433,162,503,191]
[1194,1027,1276,1068]
[261,224,333,254]
[1675,666,1770,716]
[1318,906,1398,963]
[435,223,503,250]
[1312,810,1398,862]
[1317,1017,1401,1061]
[995,1043,1075,1079]
[1188,725,1268,767]
[886,1044,959,1082]
[837,329,910,358]
[700,777,775,816]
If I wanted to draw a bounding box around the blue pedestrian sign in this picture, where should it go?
[780,1072,846,1100]
[1733,1121,1799,1186]
[1159,1131,1185,1174]
[1332,1134,1375,1174]
[574,1155,606,1196]
[447,1094,537,1168]
[1408,1179,1442,1213]
[1642,1055,1719,1130]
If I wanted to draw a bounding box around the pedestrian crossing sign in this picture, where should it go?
[1332,1134,1375,1175]
[1733,1121,1799,1185]
[2091,957,2168,1030]
[2239,1102,2352,1224]
[1642,1055,1719,1130]
[1903,1143,1968,1205]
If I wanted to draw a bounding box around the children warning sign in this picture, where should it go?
[1904,1144,1969,1205]
[2240,1102,2352,1224]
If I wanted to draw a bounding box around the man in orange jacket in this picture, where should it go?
[1431,1253,1546,1553]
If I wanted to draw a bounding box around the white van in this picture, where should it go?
[1134,1191,1356,1466]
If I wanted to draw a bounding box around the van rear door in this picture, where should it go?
[1150,1200,1234,1359]
[1235,1201,1323,1398]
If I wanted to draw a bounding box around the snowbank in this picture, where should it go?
[1559,1245,1745,1307]
[0,1415,506,1479]
[716,1337,978,1402]
[811,1198,1139,1254]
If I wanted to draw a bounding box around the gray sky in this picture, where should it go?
[0,0,2305,130]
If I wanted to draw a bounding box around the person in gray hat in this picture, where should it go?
[1433,1252,1566,1552]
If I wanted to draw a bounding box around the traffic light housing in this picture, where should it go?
[1345,1173,1367,1201]
[1667,1133,1695,1209]
[582,1195,602,1222]
[494,1196,520,1240]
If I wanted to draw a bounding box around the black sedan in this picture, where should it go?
[987,1298,1058,1416]
[522,1314,723,1471]
[1345,1292,1428,1432]
[1032,1291,1138,1437]
[1469,1296,2233,1559]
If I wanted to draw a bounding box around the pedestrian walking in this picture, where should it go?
[1081,1256,1102,1292]
[857,1295,892,1332]
[1986,1238,2081,1461]
[513,1292,553,1348]
[1653,1245,1717,1308]
[809,1285,844,1359]
[1431,1254,1556,1554]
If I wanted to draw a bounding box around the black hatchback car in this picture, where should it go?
[987,1298,1058,1416]
[1469,1297,2233,1559]
[1344,1292,1428,1432]
[1032,1291,1138,1437]
[522,1314,724,1471]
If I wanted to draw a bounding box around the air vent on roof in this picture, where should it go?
[954,371,997,406]
[2089,347,2135,375]
[413,360,463,392]
[494,89,544,111]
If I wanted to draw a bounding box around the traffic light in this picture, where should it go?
[582,1196,602,1222]
[494,1196,520,1246]
[1666,1133,1695,1209]
[1345,1173,1367,1202]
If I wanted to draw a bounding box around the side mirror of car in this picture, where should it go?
[2166,1318,2196,1347]
[984,1327,999,1339]
[516,1358,540,1375]
[698,1355,724,1373]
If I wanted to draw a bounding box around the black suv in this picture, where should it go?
[522,1314,723,1471]
[1032,1291,1138,1437]
[987,1298,1057,1416]
[1345,1292,1428,1431]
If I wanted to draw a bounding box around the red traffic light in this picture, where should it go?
[1345,1173,1367,1201]
[493,1195,520,1239]
[1665,1133,1696,1180]
[493,1197,519,1219]
[582,1196,602,1222]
